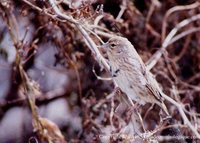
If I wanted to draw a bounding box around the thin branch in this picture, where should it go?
[95,29,116,38]
[146,0,160,24]
[168,27,200,46]
[22,0,66,22]
[77,24,110,70]
[160,91,200,138]
[92,66,112,81]
[48,0,78,24]
[48,0,110,71]
[110,97,114,130]
[146,12,200,70]
[26,0,200,138]
[162,1,200,41]
[94,15,104,26]
[116,0,127,21]
[172,34,191,62]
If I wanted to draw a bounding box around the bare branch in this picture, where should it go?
[162,1,200,41]
[48,0,110,71]
[146,12,200,70]
[116,0,128,21]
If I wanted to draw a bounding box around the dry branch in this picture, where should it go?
[146,12,200,70]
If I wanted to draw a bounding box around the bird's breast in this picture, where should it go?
[109,57,148,105]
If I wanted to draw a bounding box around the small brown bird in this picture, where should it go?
[103,36,169,115]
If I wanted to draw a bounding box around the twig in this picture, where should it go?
[48,0,110,71]
[84,27,105,44]
[78,24,110,70]
[172,34,191,62]
[92,66,112,81]
[146,0,160,24]
[47,1,122,110]
[22,0,66,22]
[94,15,104,26]
[146,12,200,70]
[160,91,200,138]
[110,97,115,130]
[95,29,115,38]
[156,73,200,138]
[168,27,200,47]
[163,54,178,82]
[37,0,200,138]
[179,80,200,92]
[162,1,200,41]
[48,0,78,24]
[187,73,200,83]
[116,0,127,21]
[23,0,114,82]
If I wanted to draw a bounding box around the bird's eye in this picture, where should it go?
[110,43,116,47]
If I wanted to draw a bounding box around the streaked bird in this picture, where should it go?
[103,36,169,115]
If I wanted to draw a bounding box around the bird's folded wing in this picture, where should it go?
[145,83,163,101]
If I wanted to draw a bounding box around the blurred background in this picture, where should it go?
[0,0,200,142]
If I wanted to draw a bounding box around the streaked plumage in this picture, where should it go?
[105,36,169,115]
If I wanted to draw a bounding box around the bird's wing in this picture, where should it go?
[127,53,164,102]
[145,72,163,101]
[127,57,148,85]
[145,83,163,101]
[130,54,163,101]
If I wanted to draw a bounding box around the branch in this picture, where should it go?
[146,12,200,70]
[160,91,200,138]
[162,1,200,41]
[48,0,110,71]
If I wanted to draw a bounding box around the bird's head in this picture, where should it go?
[102,36,132,58]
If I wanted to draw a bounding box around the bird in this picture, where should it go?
[103,36,169,115]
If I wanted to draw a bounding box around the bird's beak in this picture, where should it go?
[97,42,109,53]
[100,42,109,49]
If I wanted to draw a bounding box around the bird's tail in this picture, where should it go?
[159,102,170,116]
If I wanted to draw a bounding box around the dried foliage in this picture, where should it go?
[0,0,200,143]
